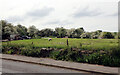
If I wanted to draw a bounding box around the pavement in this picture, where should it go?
[2,59,85,73]
[0,54,119,75]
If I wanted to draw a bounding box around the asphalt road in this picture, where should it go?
[2,59,88,73]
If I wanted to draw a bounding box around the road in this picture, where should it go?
[2,59,88,73]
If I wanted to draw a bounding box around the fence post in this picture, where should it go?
[32,42,33,44]
[67,39,69,46]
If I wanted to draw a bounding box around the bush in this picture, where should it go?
[50,48,83,61]
[2,43,120,67]
[101,55,120,67]
[82,53,120,67]
[6,50,14,54]
[55,49,68,60]
[49,50,61,59]
[111,48,120,58]
[83,53,101,64]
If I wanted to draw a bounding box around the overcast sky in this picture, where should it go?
[0,0,119,32]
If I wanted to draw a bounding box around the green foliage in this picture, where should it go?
[21,48,41,57]
[2,43,120,67]
[1,20,118,39]
[82,53,120,67]
[55,27,67,38]
[28,25,38,38]
[72,27,84,38]
[50,48,83,62]
[90,30,102,39]
[1,20,17,39]
[111,48,120,58]
[38,28,55,37]
[15,24,28,36]
[6,50,14,54]
[83,53,103,64]
[49,50,61,59]
[80,32,91,39]
[100,32,114,39]
[49,48,120,67]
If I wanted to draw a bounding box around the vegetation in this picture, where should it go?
[1,20,120,67]
[2,38,118,50]
[2,38,120,67]
[1,20,119,39]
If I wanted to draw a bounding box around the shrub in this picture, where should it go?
[49,50,61,59]
[111,48,120,58]
[83,53,101,64]
[6,50,14,54]
[2,39,120,67]
[101,55,120,67]
[82,53,120,67]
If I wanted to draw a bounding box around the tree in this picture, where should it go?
[37,28,54,37]
[99,32,114,39]
[28,25,38,38]
[66,28,75,38]
[1,20,17,39]
[80,32,91,39]
[55,27,67,38]
[91,30,102,39]
[15,24,28,36]
[72,27,84,38]
[112,32,119,39]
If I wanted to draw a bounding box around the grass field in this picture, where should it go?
[2,38,118,51]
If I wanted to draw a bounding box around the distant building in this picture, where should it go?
[64,36,68,38]
[10,35,31,40]
[10,34,18,40]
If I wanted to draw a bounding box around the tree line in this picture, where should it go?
[0,20,119,40]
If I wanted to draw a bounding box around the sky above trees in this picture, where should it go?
[0,0,119,32]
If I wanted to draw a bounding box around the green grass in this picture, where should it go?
[2,38,118,51]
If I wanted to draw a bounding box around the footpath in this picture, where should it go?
[0,54,119,75]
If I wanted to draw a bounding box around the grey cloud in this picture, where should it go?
[108,12,118,16]
[73,6,102,18]
[47,20,73,25]
[7,16,24,22]
[27,7,54,17]
[6,7,55,22]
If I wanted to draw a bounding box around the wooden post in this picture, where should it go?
[32,42,33,44]
[67,39,69,46]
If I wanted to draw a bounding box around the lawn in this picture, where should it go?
[2,38,118,51]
